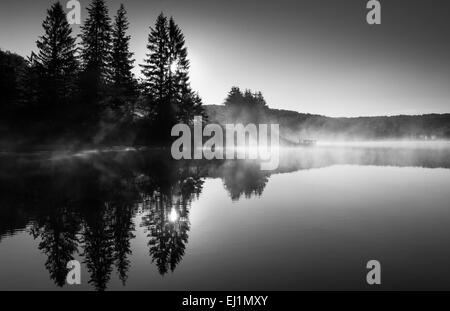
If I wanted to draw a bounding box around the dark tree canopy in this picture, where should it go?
[224,86,267,109]
[13,2,80,139]
[140,13,205,143]
[224,86,245,107]
[0,50,27,122]
[141,13,169,107]
[111,4,135,93]
[168,17,206,124]
[223,86,268,124]
[80,0,112,81]
[34,1,79,101]
[1,1,207,147]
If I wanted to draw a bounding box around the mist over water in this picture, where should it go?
[0,141,449,290]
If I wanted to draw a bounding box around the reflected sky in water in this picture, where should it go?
[1,143,450,290]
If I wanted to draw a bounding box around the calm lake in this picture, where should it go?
[1,142,450,290]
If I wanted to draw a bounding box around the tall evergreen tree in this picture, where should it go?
[35,2,78,101]
[80,0,112,81]
[224,86,244,107]
[167,17,205,124]
[111,4,135,96]
[78,0,113,134]
[141,13,169,110]
[167,18,188,104]
[140,14,205,142]
[243,89,254,106]
[254,91,267,108]
[140,13,172,142]
[223,87,267,124]
[31,207,80,287]
[32,2,79,134]
[178,91,206,124]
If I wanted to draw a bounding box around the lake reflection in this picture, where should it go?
[1,143,450,290]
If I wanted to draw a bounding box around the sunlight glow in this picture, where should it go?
[170,61,178,74]
[168,208,179,223]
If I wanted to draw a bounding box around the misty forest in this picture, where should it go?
[0,0,205,149]
[1,0,450,151]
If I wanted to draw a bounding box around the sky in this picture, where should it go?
[1,0,450,117]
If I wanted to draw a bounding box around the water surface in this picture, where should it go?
[1,143,450,290]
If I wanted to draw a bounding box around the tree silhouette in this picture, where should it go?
[0,2,211,147]
[110,4,136,112]
[224,86,245,107]
[112,203,136,285]
[2,1,450,147]
[142,189,191,275]
[25,2,79,137]
[35,2,79,101]
[140,14,205,143]
[140,13,173,143]
[254,91,267,108]
[81,0,112,81]
[141,13,169,110]
[0,50,27,132]
[167,17,206,124]
[79,0,113,131]
[223,86,267,124]
[82,203,116,292]
[221,161,269,200]
[138,160,204,275]
[30,206,80,287]
[178,91,206,124]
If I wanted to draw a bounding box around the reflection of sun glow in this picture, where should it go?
[168,208,179,223]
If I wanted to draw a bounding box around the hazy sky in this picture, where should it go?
[1,0,450,117]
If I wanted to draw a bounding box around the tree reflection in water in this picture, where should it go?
[0,150,267,290]
[4,145,446,289]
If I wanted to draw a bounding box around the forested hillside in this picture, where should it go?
[206,101,450,141]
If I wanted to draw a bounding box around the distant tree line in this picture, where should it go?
[223,86,268,124]
[207,101,450,142]
[0,0,205,148]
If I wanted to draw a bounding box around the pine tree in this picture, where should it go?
[80,0,112,82]
[109,4,136,114]
[167,17,205,124]
[111,4,135,93]
[167,18,188,104]
[224,86,244,107]
[140,14,205,142]
[224,87,267,124]
[141,13,169,110]
[254,91,267,108]
[35,2,78,104]
[78,0,113,133]
[243,89,254,106]
[27,2,80,137]
[140,13,172,143]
